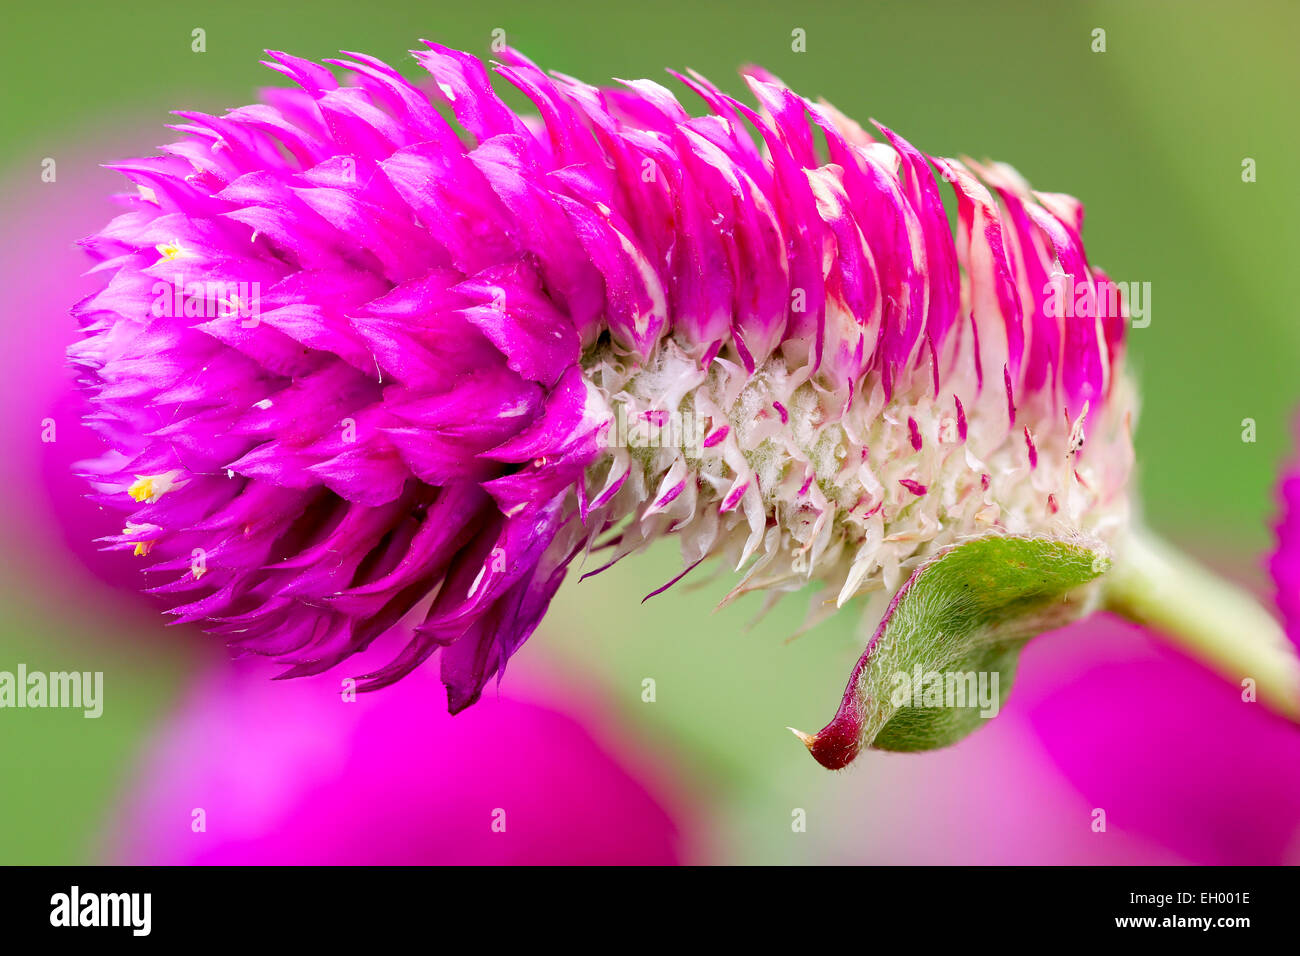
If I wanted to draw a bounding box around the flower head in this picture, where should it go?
[71,43,1135,715]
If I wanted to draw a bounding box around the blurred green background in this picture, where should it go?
[2,0,1297,863]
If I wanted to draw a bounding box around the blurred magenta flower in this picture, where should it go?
[111,658,688,864]
[70,41,1134,725]
[1019,613,1300,865]
[1271,417,1300,650]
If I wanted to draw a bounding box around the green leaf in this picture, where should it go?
[792,534,1110,768]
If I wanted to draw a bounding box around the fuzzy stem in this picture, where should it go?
[1104,528,1300,720]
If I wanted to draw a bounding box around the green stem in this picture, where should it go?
[1104,529,1300,721]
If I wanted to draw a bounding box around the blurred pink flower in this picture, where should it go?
[110,656,689,865]
[1017,612,1300,865]
[1271,417,1300,650]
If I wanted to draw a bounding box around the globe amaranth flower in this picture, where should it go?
[70,42,1135,717]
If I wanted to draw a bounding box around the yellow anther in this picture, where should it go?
[125,524,157,557]
[128,476,155,503]
[155,239,187,261]
[128,469,186,504]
